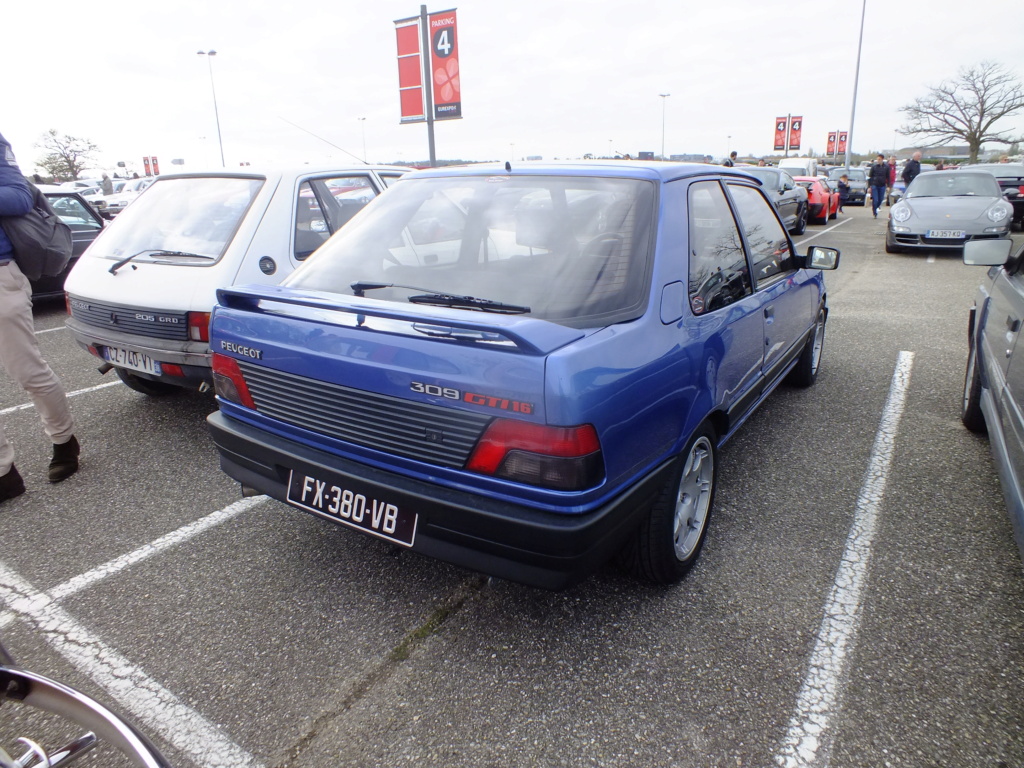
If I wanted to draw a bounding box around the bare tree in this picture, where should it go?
[35,130,99,181]
[899,61,1024,163]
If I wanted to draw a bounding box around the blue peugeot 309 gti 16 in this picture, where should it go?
[206,162,840,589]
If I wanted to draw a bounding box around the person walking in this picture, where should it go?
[902,151,922,188]
[837,174,850,213]
[0,131,80,502]
[868,153,888,218]
[722,151,737,167]
[100,173,113,196]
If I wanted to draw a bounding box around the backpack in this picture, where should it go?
[0,184,73,281]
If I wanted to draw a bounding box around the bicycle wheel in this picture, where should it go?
[1,663,171,768]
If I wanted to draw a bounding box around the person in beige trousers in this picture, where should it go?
[0,132,79,502]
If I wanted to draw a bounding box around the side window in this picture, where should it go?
[727,183,795,286]
[53,197,102,231]
[379,173,406,188]
[294,176,380,260]
[687,181,751,314]
[294,181,329,260]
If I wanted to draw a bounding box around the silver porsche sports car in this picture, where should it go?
[886,170,1013,253]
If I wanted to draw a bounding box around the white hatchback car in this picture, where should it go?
[64,164,409,395]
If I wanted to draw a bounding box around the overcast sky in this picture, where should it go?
[4,0,1023,176]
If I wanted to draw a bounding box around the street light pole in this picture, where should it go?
[844,0,867,170]
[659,93,670,160]
[197,50,225,167]
[358,117,367,162]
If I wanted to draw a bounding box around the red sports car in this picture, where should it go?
[794,176,840,224]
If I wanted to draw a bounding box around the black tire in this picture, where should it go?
[115,367,180,396]
[621,423,717,584]
[791,204,808,236]
[884,231,903,254]
[961,342,987,433]
[788,307,826,387]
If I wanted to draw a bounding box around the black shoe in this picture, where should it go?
[49,436,80,483]
[0,465,26,502]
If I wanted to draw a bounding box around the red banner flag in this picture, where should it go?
[150,156,160,175]
[395,18,425,123]
[837,131,848,155]
[827,132,837,156]
[774,118,788,152]
[788,117,803,152]
[142,156,151,176]
[428,10,461,120]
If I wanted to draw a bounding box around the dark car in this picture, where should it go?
[966,163,1024,231]
[738,166,809,235]
[826,167,868,206]
[30,190,105,300]
[961,238,1024,563]
[206,161,840,589]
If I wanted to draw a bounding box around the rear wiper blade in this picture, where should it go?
[351,280,530,314]
[109,250,214,275]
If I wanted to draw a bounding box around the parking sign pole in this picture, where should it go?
[419,5,437,167]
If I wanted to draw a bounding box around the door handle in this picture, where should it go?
[764,306,775,320]
[1007,316,1021,333]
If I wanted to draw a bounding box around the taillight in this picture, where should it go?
[211,353,256,409]
[188,312,211,342]
[465,420,603,491]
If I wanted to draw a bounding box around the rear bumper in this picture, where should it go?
[207,411,670,590]
[65,317,212,388]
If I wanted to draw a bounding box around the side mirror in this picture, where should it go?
[806,246,840,270]
[963,238,1013,267]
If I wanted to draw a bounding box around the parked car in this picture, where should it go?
[205,161,840,589]
[794,176,839,224]
[826,167,868,206]
[739,166,809,235]
[965,163,1024,231]
[101,176,155,218]
[64,164,409,395]
[776,157,818,178]
[29,190,105,300]
[961,238,1024,563]
[885,170,1013,254]
[887,161,937,206]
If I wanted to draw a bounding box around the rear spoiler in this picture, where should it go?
[216,284,585,356]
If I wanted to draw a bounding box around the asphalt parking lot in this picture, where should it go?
[1,203,1022,768]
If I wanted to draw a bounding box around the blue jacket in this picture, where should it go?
[0,132,34,258]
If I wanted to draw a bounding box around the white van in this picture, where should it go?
[776,157,818,178]
[64,164,408,395]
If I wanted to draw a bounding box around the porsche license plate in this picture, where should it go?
[927,229,965,239]
[286,470,417,547]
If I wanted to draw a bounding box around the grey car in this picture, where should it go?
[965,163,1024,231]
[739,167,809,235]
[961,237,1024,563]
[885,170,1014,253]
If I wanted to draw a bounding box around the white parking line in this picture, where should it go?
[775,351,914,768]
[794,217,851,246]
[0,381,121,415]
[0,561,263,768]
[0,495,267,631]
[34,325,67,335]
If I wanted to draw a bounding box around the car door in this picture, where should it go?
[726,182,818,386]
[684,179,764,417]
[777,170,800,225]
[981,258,1024,476]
